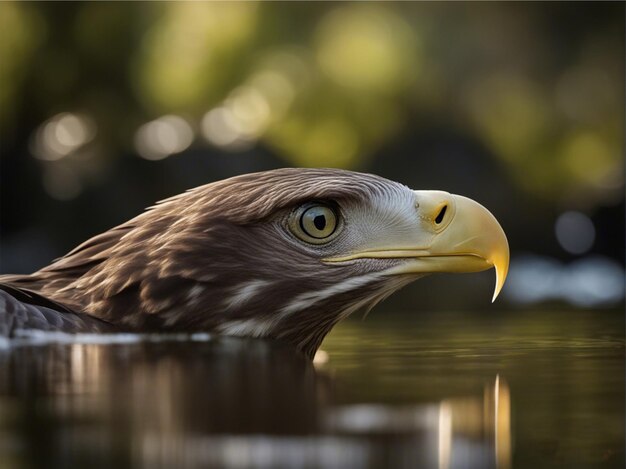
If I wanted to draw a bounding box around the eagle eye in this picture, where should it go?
[290,203,340,244]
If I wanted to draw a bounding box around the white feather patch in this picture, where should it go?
[185,284,206,305]
[216,318,274,337]
[279,273,384,318]
[223,279,270,311]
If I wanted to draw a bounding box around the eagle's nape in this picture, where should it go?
[0,168,509,358]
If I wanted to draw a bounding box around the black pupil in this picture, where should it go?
[313,214,326,231]
[435,205,447,224]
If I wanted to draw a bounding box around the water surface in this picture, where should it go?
[0,309,623,468]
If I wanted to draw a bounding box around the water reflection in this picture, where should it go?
[0,336,511,469]
[326,375,511,469]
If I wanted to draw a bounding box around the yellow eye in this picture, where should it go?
[290,203,340,244]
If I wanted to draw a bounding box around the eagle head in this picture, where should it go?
[8,168,509,358]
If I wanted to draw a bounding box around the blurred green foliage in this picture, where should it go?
[0,2,623,205]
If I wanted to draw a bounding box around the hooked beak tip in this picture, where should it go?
[491,256,509,303]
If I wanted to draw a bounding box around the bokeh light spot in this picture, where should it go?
[555,211,595,255]
[315,5,416,93]
[249,70,296,118]
[134,115,194,161]
[505,254,624,307]
[32,113,96,161]
[561,131,619,189]
[563,257,625,307]
[201,107,254,152]
[228,86,272,136]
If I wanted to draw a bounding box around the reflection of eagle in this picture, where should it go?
[0,169,508,358]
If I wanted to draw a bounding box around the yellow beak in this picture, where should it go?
[324,191,510,302]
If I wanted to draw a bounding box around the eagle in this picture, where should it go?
[0,168,509,358]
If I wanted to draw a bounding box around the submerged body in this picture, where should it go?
[0,168,508,358]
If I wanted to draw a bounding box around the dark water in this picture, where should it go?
[0,310,623,468]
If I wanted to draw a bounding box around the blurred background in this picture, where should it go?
[1,1,624,311]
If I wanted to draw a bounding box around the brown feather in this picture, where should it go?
[1,168,413,357]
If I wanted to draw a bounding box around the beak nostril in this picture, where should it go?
[435,205,448,224]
